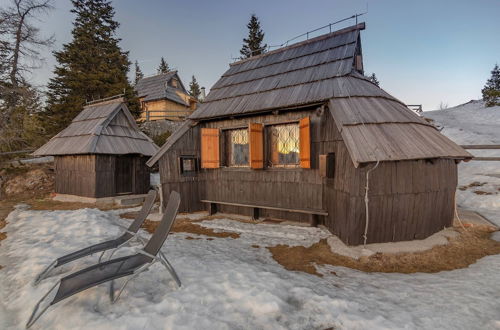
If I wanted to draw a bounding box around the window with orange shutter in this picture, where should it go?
[201,128,220,169]
[299,117,311,168]
[249,123,264,169]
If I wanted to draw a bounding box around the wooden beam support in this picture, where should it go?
[253,207,260,220]
[310,214,319,227]
[208,202,217,216]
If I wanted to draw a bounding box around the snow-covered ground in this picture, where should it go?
[1,206,500,330]
[425,100,500,226]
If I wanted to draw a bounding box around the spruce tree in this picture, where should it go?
[369,73,380,87]
[42,0,139,137]
[240,14,267,59]
[189,75,201,100]
[158,57,170,74]
[134,60,144,83]
[482,64,500,107]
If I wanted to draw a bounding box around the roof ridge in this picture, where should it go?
[230,22,365,67]
[138,71,177,81]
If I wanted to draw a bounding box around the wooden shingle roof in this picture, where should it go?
[190,23,365,120]
[135,71,189,106]
[34,100,158,156]
[148,23,471,166]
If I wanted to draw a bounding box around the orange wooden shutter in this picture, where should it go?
[201,128,220,168]
[249,123,264,169]
[299,117,311,168]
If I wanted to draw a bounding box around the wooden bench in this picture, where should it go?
[200,200,328,227]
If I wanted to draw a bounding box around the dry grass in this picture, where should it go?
[120,211,243,239]
[473,190,494,195]
[459,181,487,191]
[268,226,500,277]
[28,199,129,211]
[140,218,241,239]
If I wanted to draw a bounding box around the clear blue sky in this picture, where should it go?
[13,0,500,110]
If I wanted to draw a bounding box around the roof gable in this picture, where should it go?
[135,71,189,106]
[34,101,158,156]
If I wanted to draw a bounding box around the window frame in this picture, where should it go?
[265,121,301,169]
[179,155,198,176]
[223,127,250,168]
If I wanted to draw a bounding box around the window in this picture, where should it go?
[226,128,249,167]
[319,153,335,178]
[268,123,300,167]
[179,156,198,175]
[170,78,179,88]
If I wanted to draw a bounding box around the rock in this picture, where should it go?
[491,231,500,242]
[327,236,362,260]
[4,169,52,196]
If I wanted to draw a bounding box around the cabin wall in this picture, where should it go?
[157,108,459,245]
[330,158,457,245]
[140,98,193,121]
[200,109,323,221]
[159,126,203,212]
[54,155,97,198]
[55,154,151,199]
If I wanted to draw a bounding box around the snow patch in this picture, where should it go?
[425,100,500,226]
[1,208,500,329]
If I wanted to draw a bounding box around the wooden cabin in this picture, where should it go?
[135,71,197,121]
[34,99,158,199]
[146,23,472,245]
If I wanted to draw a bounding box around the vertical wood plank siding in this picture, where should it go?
[55,154,150,198]
[158,107,458,244]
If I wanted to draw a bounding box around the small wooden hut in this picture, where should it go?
[34,99,158,199]
[135,71,197,121]
[147,23,472,245]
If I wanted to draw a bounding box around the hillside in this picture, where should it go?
[425,100,500,225]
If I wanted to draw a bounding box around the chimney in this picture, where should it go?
[200,87,206,101]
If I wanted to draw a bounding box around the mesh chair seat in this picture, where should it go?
[52,253,152,305]
[55,233,131,267]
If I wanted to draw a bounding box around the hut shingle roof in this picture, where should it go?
[149,23,471,166]
[191,24,364,120]
[34,100,158,156]
[135,71,189,106]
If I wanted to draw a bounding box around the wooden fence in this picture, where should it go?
[461,145,500,161]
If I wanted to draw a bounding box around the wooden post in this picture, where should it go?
[158,184,164,215]
[208,202,217,216]
[253,208,260,220]
[310,214,319,227]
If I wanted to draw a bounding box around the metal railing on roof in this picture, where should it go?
[232,12,367,61]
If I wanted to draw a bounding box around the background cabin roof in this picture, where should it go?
[135,71,189,106]
[148,23,471,166]
[34,100,159,156]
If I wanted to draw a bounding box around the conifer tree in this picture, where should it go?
[369,73,380,87]
[134,60,144,83]
[368,73,380,87]
[189,75,201,100]
[482,64,500,107]
[240,14,267,59]
[157,57,170,74]
[41,0,139,137]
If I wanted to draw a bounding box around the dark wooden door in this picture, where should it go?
[115,156,133,195]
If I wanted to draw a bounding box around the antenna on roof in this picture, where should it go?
[231,12,368,62]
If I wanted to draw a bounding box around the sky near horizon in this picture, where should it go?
[4,0,500,111]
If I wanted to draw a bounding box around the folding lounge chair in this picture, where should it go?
[33,189,158,286]
[26,191,181,329]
